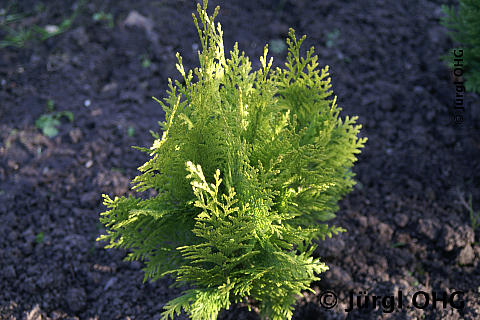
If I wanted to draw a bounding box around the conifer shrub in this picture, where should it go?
[441,0,480,93]
[98,1,366,319]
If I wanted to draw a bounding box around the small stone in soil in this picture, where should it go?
[377,222,393,242]
[416,218,439,241]
[457,245,475,266]
[69,128,82,144]
[104,277,118,291]
[357,215,368,229]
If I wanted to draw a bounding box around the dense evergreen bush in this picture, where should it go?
[98,1,366,319]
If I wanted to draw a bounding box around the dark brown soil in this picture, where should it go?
[1,0,479,319]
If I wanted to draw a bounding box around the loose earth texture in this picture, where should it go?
[1,0,479,319]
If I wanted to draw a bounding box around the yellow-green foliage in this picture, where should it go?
[98,1,366,319]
